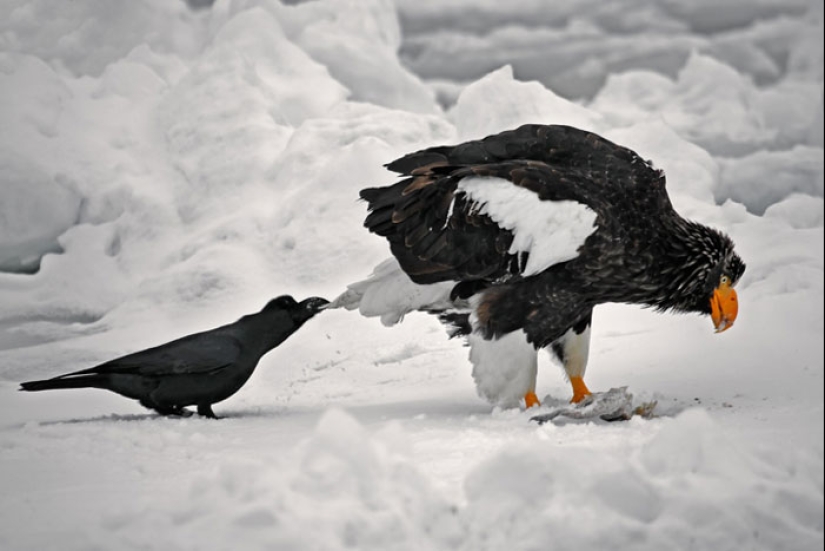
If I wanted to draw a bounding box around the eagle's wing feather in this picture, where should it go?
[362,160,599,286]
[385,124,648,177]
[365,124,671,291]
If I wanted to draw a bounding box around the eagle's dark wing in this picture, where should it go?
[363,161,591,285]
[361,125,667,288]
[385,124,660,184]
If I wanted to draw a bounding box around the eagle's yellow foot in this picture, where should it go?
[524,391,541,409]
[570,376,592,403]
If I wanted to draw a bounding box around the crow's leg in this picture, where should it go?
[197,403,220,419]
[150,403,193,417]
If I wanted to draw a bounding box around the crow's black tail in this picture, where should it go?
[20,374,107,392]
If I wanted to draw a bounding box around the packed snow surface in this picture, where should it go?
[0,1,822,550]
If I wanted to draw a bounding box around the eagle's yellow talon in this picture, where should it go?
[524,391,541,408]
[570,376,591,403]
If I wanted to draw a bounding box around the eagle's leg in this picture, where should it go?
[551,313,593,403]
[523,348,540,408]
[468,330,540,409]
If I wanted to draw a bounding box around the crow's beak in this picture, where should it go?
[710,281,738,333]
[302,297,331,312]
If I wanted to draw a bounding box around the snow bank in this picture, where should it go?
[0,0,451,360]
[397,0,821,100]
[24,408,817,551]
[717,147,824,215]
[593,52,824,156]
[464,409,823,551]
[449,65,602,140]
[0,156,81,272]
[0,0,201,76]
[97,409,462,551]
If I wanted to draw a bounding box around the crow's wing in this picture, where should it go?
[68,331,244,378]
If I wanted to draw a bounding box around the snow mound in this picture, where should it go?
[0,156,81,273]
[397,0,821,100]
[449,65,602,140]
[92,408,824,551]
[0,0,199,77]
[593,51,824,156]
[716,147,824,215]
[463,409,824,551]
[101,409,463,551]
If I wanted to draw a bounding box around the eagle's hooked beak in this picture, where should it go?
[710,280,738,333]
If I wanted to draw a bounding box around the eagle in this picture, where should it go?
[332,124,745,408]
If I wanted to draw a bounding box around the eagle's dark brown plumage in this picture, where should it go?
[351,124,745,406]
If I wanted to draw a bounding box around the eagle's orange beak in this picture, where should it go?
[710,280,738,333]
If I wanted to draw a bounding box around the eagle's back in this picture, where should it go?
[362,124,673,288]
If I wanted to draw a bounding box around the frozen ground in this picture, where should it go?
[0,1,822,549]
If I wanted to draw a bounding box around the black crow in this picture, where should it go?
[19,295,329,418]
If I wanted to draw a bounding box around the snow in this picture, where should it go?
[0,0,822,550]
[449,64,602,140]
[396,0,821,100]
[0,156,82,273]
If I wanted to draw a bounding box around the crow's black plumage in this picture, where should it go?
[19,296,329,418]
[353,124,745,407]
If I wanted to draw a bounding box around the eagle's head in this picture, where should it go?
[660,220,746,333]
[704,249,745,333]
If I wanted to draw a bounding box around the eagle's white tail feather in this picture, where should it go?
[329,258,455,326]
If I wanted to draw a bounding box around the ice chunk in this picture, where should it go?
[0,156,81,273]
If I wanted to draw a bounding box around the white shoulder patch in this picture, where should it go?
[456,176,597,276]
